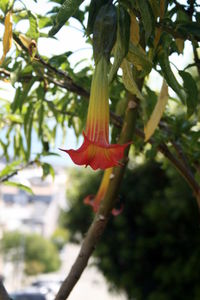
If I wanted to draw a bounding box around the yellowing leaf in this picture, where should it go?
[121,59,144,101]
[19,34,37,59]
[175,38,184,54]
[144,80,168,141]
[0,11,13,65]
[130,12,140,45]
[127,42,153,75]
[154,27,161,47]
[19,34,32,49]
[160,0,165,19]
[153,0,165,47]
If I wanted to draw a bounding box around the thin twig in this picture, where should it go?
[0,160,35,183]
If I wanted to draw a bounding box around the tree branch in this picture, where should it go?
[12,33,90,99]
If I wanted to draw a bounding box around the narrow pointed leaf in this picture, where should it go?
[0,11,12,65]
[144,80,168,141]
[49,0,84,36]
[4,181,33,195]
[130,12,140,45]
[27,11,39,39]
[108,6,130,83]
[158,50,185,102]
[121,59,144,101]
[179,71,198,117]
[0,160,21,178]
[136,0,153,43]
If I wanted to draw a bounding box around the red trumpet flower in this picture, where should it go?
[84,168,123,215]
[60,57,130,170]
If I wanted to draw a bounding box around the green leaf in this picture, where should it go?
[177,21,200,39]
[24,103,33,133]
[10,62,22,86]
[11,87,22,112]
[38,16,53,29]
[12,77,36,112]
[24,103,34,160]
[127,42,153,76]
[136,0,153,43]
[179,71,198,117]
[158,49,185,102]
[49,0,84,36]
[42,163,55,179]
[3,181,33,195]
[0,0,14,13]
[0,160,21,178]
[38,101,44,137]
[27,11,39,40]
[6,114,23,123]
[87,0,108,35]
[121,59,144,101]
[108,5,130,84]
[93,3,117,63]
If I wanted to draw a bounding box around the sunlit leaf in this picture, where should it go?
[121,59,144,101]
[27,11,39,40]
[127,42,152,76]
[0,160,22,178]
[0,11,12,66]
[130,12,140,45]
[3,181,33,194]
[144,80,168,141]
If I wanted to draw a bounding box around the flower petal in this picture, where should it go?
[60,133,130,170]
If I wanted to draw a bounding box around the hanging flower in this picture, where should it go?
[84,168,123,215]
[60,56,130,170]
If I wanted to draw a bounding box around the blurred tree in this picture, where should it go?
[0,231,61,275]
[51,227,69,250]
[61,161,200,300]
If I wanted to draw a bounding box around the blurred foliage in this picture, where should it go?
[61,161,200,299]
[51,226,69,250]
[0,231,61,275]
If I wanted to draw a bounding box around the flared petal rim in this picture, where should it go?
[59,132,130,170]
